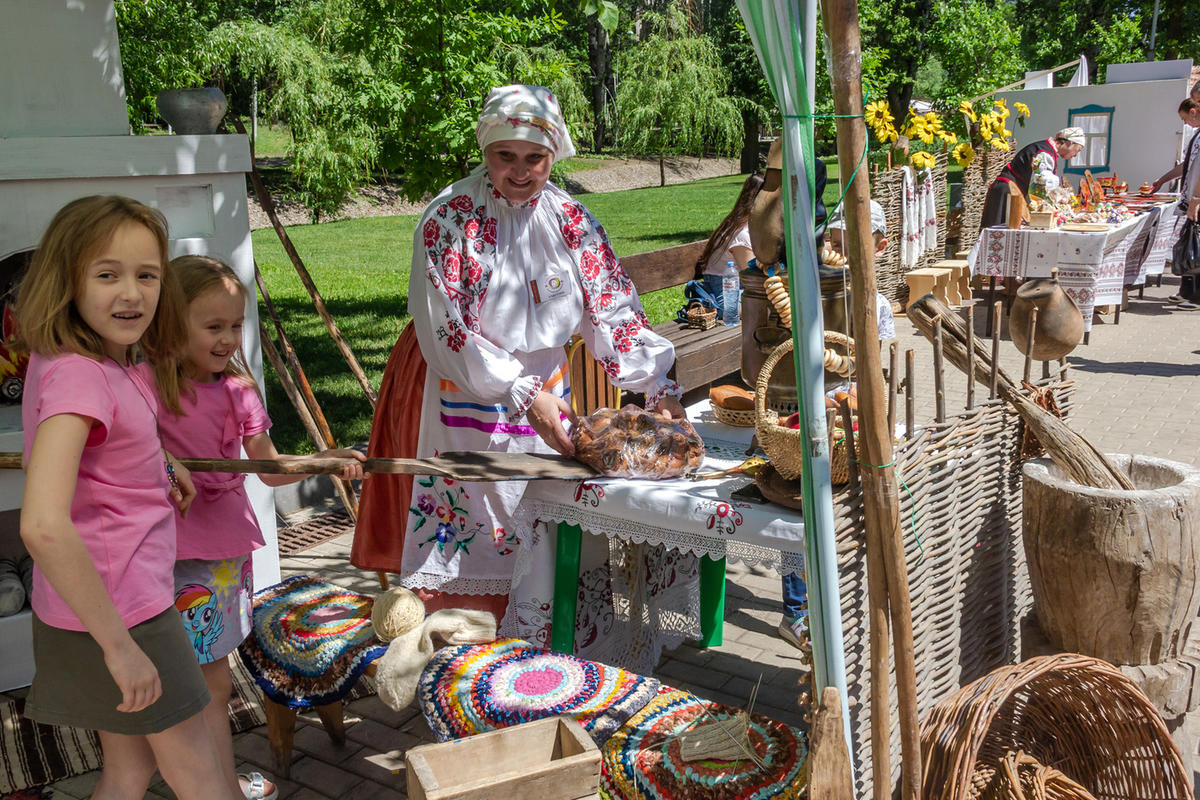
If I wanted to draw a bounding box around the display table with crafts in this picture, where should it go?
[508,399,805,665]
[967,198,1178,331]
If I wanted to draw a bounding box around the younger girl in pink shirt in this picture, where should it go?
[151,254,363,800]
[18,195,236,799]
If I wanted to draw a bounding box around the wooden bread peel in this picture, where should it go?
[0,450,598,482]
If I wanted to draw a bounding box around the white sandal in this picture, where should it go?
[240,772,279,800]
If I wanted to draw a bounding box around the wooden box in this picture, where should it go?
[1028,210,1057,230]
[405,716,601,800]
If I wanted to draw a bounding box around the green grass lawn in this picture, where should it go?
[250,122,292,157]
[252,169,851,452]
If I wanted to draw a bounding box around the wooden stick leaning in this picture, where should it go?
[821,2,923,796]
[0,451,597,482]
[907,294,1134,490]
[231,116,378,409]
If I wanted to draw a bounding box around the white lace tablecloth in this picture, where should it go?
[967,203,1173,332]
[503,400,806,673]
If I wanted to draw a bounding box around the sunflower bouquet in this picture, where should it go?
[953,98,1032,168]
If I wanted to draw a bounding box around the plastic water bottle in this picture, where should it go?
[721,261,740,327]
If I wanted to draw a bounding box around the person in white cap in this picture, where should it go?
[979,127,1086,229]
[353,85,684,627]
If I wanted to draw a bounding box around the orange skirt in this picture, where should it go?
[351,323,508,619]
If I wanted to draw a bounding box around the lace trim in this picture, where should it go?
[515,501,804,576]
[398,571,513,596]
[646,379,683,408]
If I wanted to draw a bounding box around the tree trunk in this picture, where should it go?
[739,109,760,174]
[659,152,666,187]
[588,18,614,152]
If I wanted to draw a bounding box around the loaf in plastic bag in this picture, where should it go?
[572,405,705,479]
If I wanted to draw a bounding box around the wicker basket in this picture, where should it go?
[686,302,717,330]
[754,334,853,483]
[970,751,1100,800]
[920,653,1192,800]
[713,401,774,428]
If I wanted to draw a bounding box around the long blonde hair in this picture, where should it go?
[15,195,188,408]
[161,254,258,412]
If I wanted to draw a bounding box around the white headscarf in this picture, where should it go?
[475,84,576,162]
[1056,127,1086,146]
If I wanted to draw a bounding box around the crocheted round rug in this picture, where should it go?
[419,638,660,745]
[237,575,386,709]
[599,689,808,800]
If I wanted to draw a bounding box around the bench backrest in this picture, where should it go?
[618,240,708,293]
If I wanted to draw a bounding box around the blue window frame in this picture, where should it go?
[1064,104,1114,174]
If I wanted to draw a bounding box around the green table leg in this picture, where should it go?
[698,555,726,646]
[551,522,582,654]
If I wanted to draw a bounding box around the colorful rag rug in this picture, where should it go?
[419,638,660,745]
[599,689,808,800]
[237,575,386,709]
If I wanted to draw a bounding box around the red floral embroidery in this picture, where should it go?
[599,356,620,378]
[580,251,600,280]
[463,218,480,240]
[423,218,441,248]
[442,248,462,282]
[562,221,582,250]
[599,241,618,272]
[449,194,474,213]
[482,217,498,245]
[446,320,466,352]
[466,256,482,285]
[599,292,613,310]
[563,201,584,223]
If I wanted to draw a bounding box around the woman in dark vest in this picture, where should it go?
[979,127,1086,229]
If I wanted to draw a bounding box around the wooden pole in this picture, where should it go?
[231,117,378,409]
[808,687,854,799]
[820,2,923,797]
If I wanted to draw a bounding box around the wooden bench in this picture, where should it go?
[618,240,742,394]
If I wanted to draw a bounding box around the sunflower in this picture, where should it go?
[923,112,944,134]
[865,100,894,130]
[910,151,937,169]
[958,100,977,122]
[991,139,1011,152]
[992,98,1010,120]
[878,123,900,143]
[977,112,997,143]
[939,130,958,146]
[1014,101,1031,118]
[953,142,975,167]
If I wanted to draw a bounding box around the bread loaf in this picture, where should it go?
[710,384,754,411]
[572,405,705,479]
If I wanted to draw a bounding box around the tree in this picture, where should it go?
[615,9,742,185]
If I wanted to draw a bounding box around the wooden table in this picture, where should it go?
[510,400,806,657]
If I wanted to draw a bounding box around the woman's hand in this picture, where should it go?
[315,448,367,481]
[165,451,196,518]
[103,636,162,713]
[528,391,577,457]
[1190,196,1200,223]
[652,395,687,421]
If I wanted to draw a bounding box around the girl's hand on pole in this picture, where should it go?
[165,452,196,518]
[528,391,577,457]
[316,448,366,480]
[103,636,162,713]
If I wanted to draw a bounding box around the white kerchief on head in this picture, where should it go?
[476,84,576,162]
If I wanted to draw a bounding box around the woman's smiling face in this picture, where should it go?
[484,140,554,204]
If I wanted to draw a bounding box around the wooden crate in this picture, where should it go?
[405,716,601,800]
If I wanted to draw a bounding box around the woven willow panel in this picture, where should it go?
[873,152,951,305]
[959,142,1018,252]
[830,377,1074,798]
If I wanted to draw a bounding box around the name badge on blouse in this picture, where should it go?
[530,273,570,304]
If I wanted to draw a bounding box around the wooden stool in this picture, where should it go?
[237,576,387,778]
[904,267,953,309]
[934,259,972,304]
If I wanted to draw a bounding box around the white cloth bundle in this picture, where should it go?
[375,609,497,710]
[920,167,938,254]
[901,167,920,268]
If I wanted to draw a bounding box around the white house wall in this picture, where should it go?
[997,78,1189,188]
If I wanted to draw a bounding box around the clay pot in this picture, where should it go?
[1009,276,1083,360]
[155,88,227,135]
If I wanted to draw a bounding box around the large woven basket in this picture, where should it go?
[755,334,853,482]
[920,653,1192,800]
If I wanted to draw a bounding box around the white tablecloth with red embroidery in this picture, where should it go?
[503,401,805,672]
[513,402,806,577]
[967,204,1173,332]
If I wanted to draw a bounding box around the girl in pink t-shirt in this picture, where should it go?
[17,195,238,800]
[153,254,363,800]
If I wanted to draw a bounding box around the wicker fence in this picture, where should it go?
[829,370,1074,797]
[959,144,1019,252]
[873,152,950,305]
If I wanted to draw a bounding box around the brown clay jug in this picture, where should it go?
[1009,273,1083,360]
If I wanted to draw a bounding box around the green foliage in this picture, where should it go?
[615,10,742,159]
[1091,13,1146,82]
[929,0,1025,104]
[115,0,209,128]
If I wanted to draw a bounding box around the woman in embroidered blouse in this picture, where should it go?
[353,85,684,621]
[979,127,1086,229]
